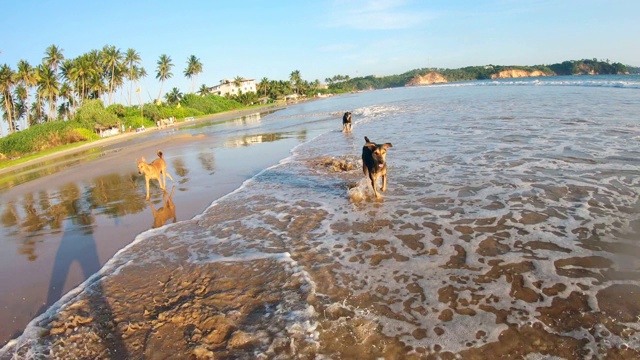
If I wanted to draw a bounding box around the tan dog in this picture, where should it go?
[137,150,174,199]
[362,136,393,199]
[147,186,177,228]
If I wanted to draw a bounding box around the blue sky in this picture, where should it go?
[2,0,639,103]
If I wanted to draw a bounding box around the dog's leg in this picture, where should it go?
[381,174,387,192]
[369,174,380,199]
[145,177,151,200]
[157,176,164,191]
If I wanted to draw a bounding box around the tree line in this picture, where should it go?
[0,44,206,136]
[0,44,331,140]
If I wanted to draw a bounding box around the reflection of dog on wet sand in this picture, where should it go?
[147,186,177,228]
[137,150,174,200]
[342,112,352,132]
[362,136,393,199]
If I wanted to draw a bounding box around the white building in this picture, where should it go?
[211,78,257,97]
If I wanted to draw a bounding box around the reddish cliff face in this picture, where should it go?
[405,72,448,86]
[491,69,548,79]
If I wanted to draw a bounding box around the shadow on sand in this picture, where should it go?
[29,199,129,358]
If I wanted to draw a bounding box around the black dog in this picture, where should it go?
[342,112,352,132]
[362,136,393,199]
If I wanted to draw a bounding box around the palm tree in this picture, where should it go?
[13,84,27,130]
[258,77,270,97]
[289,70,301,94]
[58,82,73,120]
[110,65,126,104]
[233,76,244,95]
[155,54,173,103]
[43,44,64,74]
[69,54,97,104]
[29,97,45,126]
[16,60,37,129]
[83,50,106,101]
[124,48,141,105]
[36,64,60,122]
[101,45,123,105]
[0,64,17,134]
[164,87,183,105]
[59,59,78,116]
[197,84,210,96]
[137,66,148,102]
[184,55,203,93]
[87,72,105,100]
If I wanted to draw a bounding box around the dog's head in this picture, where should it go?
[137,156,146,174]
[343,112,352,122]
[363,136,392,168]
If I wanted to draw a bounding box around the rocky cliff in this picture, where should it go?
[491,69,547,79]
[405,72,448,86]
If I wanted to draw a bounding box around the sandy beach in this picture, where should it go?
[0,104,294,348]
[0,105,284,178]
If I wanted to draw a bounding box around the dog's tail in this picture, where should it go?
[157,150,163,158]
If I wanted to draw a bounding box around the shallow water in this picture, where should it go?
[3,75,640,359]
[0,110,330,347]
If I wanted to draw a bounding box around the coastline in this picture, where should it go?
[0,101,310,347]
[0,104,287,178]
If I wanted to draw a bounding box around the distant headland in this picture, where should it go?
[332,59,638,89]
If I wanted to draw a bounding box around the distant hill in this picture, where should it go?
[330,59,636,91]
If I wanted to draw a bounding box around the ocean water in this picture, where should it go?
[3,75,640,359]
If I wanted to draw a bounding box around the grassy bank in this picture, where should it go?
[0,95,249,170]
[0,99,290,173]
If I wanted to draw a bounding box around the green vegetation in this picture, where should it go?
[0,120,96,158]
[0,95,241,163]
[548,58,628,75]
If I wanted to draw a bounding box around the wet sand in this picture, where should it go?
[0,105,293,348]
[0,105,282,178]
[6,155,639,359]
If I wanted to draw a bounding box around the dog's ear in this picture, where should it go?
[382,143,393,150]
[364,136,371,143]
[364,143,377,151]
[141,156,146,162]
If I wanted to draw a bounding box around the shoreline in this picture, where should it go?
[0,103,288,178]
[0,101,311,347]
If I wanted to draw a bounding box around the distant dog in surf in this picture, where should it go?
[342,112,352,132]
[137,150,174,200]
[147,186,177,228]
[362,136,393,199]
